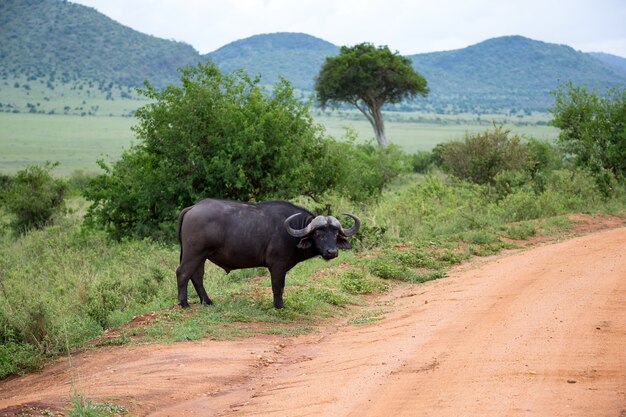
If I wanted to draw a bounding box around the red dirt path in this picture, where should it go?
[1,216,624,417]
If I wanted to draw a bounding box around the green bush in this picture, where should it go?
[502,221,537,240]
[310,131,410,203]
[84,64,407,240]
[85,63,335,240]
[551,83,626,192]
[526,138,564,174]
[66,169,96,195]
[493,169,533,199]
[439,125,532,184]
[0,174,11,202]
[4,163,66,235]
[412,150,434,173]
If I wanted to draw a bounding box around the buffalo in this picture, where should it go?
[176,199,360,308]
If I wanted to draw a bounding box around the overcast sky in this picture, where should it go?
[70,0,626,57]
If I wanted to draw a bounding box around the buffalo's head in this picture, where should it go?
[284,213,361,260]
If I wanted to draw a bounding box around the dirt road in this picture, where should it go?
[1,225,625,417]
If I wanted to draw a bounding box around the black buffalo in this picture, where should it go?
[176,199,360,308]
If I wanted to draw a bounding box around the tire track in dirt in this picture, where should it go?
[1,226,624,417]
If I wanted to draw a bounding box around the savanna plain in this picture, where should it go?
[0,82,624,416]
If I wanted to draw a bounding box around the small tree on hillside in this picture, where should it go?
[315,43,429,147]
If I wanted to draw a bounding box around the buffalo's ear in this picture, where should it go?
[297,237,313,249]
[337,237,352,249]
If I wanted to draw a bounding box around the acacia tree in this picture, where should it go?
[315,43,429,146]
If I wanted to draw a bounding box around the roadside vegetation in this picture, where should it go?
[0,65,624,382]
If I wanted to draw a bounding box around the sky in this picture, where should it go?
[70,0,626,57]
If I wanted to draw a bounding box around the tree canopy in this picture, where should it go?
[315,43,429,146]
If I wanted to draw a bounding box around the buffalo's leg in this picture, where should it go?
[176,259,203,308]
[269,266,287,309]
[190,263,213,305]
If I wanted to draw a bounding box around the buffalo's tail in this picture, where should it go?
[177,206,193,264]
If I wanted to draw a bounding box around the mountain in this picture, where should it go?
[2,0,626,112]
[205,33,338,90]
[409,36,626,112]
[0,0,199,87]
[589,52,626,72]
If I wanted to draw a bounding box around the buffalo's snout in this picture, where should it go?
[322,248,339,260]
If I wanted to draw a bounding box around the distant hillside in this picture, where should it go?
[205,33,338,90]
[408,36,626,112]
[0,0,199,87]
[2,0,626,113]
[589,52,626,72]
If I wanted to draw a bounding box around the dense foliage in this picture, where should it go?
[3,163,66,234]
[551,84,626,193]
[83,63,405,240]
[315,43,429,146]
[436,125,532,184]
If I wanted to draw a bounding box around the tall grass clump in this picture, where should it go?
[0,218,178,378]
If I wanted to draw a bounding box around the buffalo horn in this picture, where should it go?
[285,213,361,238]
[339,213,361,237]
[284,213,325,238]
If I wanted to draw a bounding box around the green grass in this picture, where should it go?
[0,169,624,379]
[68,395,131,417]
[0,102,558,176]
[0,74,146,117]
[314,110,559,153]
[0,113,136,175]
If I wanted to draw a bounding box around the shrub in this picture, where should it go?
[493,169,533,199]
[412,150,433,173]
[551,83,626,190]
[4,163,66,234]
[84,64,407,240]
[439,125,533,184]
[85,63,337,240]
[310,130,410,203]
[525,138,563,174]
[368,258,415,281]
[66,169,96,195]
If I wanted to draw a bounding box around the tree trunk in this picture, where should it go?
[354,101,389,147]
[370,104,388,147]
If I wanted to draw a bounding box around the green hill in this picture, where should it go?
[0,0,198,87]
[408,36,626,112]
[2,0,626,113]
[205,33,338,90]
[589,52,626,72]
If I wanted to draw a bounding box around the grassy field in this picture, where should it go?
[0,110,559,176]
[0,74,145,117]
[0,113,136,176]
[317,111,558,153]
[1,74,559,175]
